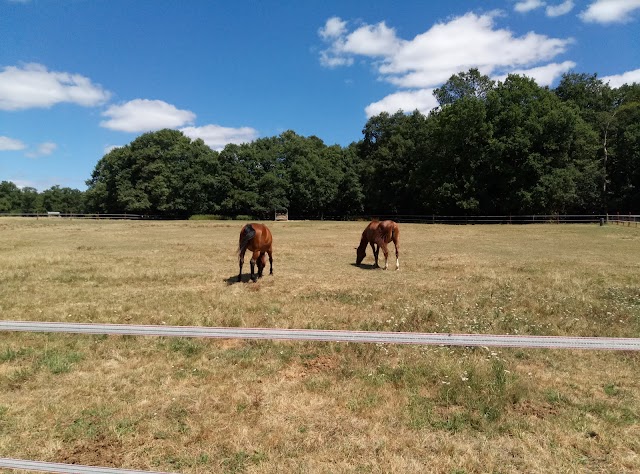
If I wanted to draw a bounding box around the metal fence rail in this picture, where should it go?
[0,458,177,474]
[2,321,639,351]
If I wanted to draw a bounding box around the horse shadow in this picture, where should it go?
[225,275,252,285]
[351,263,379,270]
[225,274,271,285]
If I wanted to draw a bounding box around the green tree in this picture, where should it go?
[332,143,364,217]
[606,85,640,211]
[554,73,617,210]
[419,96,492,214]
[433,68,495,107]
[40,186,85,213]
[217,143,261,217]
[486,74,600,214]
[20,187,40,213]
[85,129,220,217]
[359,110,428,214]
[0,181,22,213]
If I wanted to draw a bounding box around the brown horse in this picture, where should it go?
[237,223,273,282]
[356,220,400,270]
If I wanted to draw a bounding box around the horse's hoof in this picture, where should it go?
[251,276,257,282]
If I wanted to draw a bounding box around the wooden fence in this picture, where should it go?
[0,213,144,219]
[1,213,638,225]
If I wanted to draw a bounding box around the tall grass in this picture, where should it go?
[0,218,639,472]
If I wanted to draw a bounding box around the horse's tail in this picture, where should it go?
[238,224,256,256]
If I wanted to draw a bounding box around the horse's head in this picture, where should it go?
[355,246,366,265]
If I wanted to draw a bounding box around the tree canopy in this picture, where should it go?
[2,69,639,218]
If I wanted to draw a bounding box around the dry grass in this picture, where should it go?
[1,218,639,473]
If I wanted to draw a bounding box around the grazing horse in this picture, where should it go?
[237,223,273,282]
[356,220,400,270]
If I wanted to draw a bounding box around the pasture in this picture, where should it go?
[1,218,639,473]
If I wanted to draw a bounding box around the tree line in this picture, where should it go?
[2,70,639,218]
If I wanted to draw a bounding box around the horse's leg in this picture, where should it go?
[238,249,246,282]
[380,241,390,270]
[370,242,379,267]
[257,252,266,278]
[250,250,260,282]
[393,237,400,270]
[268,248,273,275]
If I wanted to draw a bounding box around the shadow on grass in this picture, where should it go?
[224,274,270,285]
[351,263,379,270]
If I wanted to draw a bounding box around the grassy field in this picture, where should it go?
[1,218,639,473]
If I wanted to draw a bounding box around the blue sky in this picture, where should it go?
[1,0,639,191]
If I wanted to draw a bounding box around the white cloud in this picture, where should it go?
[341,21,402,56]
[321,13,573,89]
[319,17,347,40]
[0,63,110,111]
[180,124,259,150]
[365,89,439,118]
[26,141,57,158]
[0,136,27,151]
[319,51,354,68]
[493,60,576,86]
[11,177,78,192]
[100,99,196,132]
[386,13,572,89]
[104,144,121,154]
[10,180,37,190]
[580,0,640,24]
[546,1,575,17]
[319,17,402,67]
[514,0,575,17]
[320,13,576,119]
[601,68,640,88]
[515,0,545,13]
